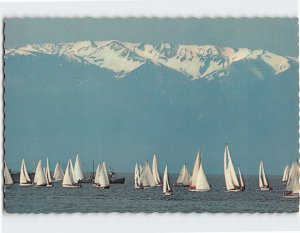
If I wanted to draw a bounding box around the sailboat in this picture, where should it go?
[223,144,243,192]
[258,160,272,191]
[163,165,173,196]
[283,161,299,198]
[176,163,190,187]
[19,159,33,186]
[62,159,81,188]
[139,161,156,188]
[282,165,290,182]
[96,162,110,189]
[190,151,201,190]
[152,154,162,186]
[34,160,47,187]
[45,158,53,187]
[74,154,85,182]
[4,160,14,186]
[53,162,64,181]
[190,158,210,192]
[134,163,143,189]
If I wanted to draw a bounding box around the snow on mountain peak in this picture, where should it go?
[5,40,296,79]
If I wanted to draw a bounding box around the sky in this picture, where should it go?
[3,18,299,175]
[4,18,299,57]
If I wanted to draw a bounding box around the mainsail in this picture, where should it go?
[152,154,161,186]
[74,154,84,182]
[134,163,141,189]
[140,161,156,187]
[195,161,210,191]
[258,160,269,188]
[238,167,245,189]
[20,159,32,185]
[190,151,201,189]
[163,165,172,195]
[282,165,289,182]
[285,161,300,197]
[53,162,64,181]
[34,160,47,186]
[62,159,77,187]
[45,158,52,186]
[4,160,13,185]
[176,163,190,186]
[94,163,101,184]
[97,162,110,188]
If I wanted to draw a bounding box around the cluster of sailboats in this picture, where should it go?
[4,144,300,199]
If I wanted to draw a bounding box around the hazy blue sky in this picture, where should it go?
[4,18,299,56]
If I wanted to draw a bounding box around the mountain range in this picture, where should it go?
[5,40,297,80]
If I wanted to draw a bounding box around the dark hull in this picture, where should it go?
[109,177,125,184]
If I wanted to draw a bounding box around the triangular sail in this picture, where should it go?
[98,162,110,187]
[282,165,289,182]
[224,145,235,190]
[226,146,240,187]
[62,160,77,186]
[190,151,201,188]
[134,163,141,188]
[152,154,161,185]
[53,162,64,181]
[286,162,300,194]
[94,163,101,184]
[46,158,52,185]
[4,160,13,185]
[140,161,156,187]
[238,167,244,188]
[34,160,47,186]
[195,161,210,191]
[163,165,172,194]
[74,154,84,182]
[176,164,186,185]
[20,159,31,184]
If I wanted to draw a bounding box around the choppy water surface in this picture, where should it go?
[4,174,299,213]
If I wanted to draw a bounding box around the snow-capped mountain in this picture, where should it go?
[5,40,297,79]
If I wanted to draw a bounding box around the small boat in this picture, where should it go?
[258,160,272,191]
[190,156,210,192]
[34,160,47,187]
[152,153,162,186]
[53,162,64,182]
[62,159,81,188]
[163,165,173,196]
[74,154,85,182]
[19,159,33,186]
[189,151,201,190]
[283,161,299,198]
[134,163,143,189]
[108,170,125,184]
[139,161,156,188]
[224,144,243,192]
[175,163,190,187]
[45,158,53,187]
[95,162,110,189]
[282,165,290,183]
[4,160,14,187]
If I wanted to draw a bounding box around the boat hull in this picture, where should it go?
[62,184,81,188]
[19,183,33,186]
[164,192,173,196]
[189,188,210,192]
[283,194,299,199]
[259,187,272,191]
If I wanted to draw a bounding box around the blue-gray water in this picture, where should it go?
[4,174,299,213]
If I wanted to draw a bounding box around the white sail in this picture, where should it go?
[176,164,186,185]
[190,151,201,188]
[224,145,235,190]
[226,146,240,187]
[183,164,191,186]
[238,167,244,188]
[163,165,172,194]
[152,154,161,185]
[140,161,156,187]
[258,160,269,188]
[94,163,101,184]
[46,158,52,185]
[4,160,13,185]
[195,161,210,191]
[139,164,143,175]
[34,160,47,186]
[53,162,64,181]
[282,165,289,182]
[74,154,84,182]
[20,159,32,185]
[134,163,141,188]
[62,160,77,186]
[98,162,110,188]
[286,162,300,194]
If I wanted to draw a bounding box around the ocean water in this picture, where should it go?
[4,174,299,213]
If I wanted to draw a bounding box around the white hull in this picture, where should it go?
[62,184,81,188]
[283,194,299,199]
[164,192,173,196]
[189,188,210,192]
[47,184,53,188]
[226,188,243,192]
[20,183,33,186]
[259,187,272,191]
